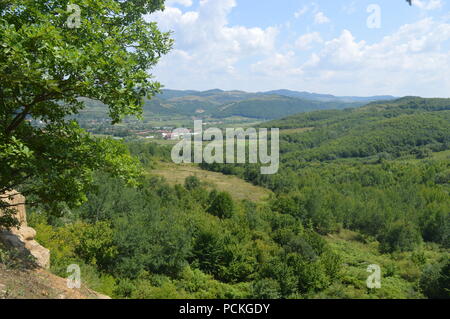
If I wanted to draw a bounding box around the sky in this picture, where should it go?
[147,0,450,97]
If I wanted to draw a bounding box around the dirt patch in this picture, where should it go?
[0,263,109,299]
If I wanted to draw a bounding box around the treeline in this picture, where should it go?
[28,138,450,298]
[29,171,341,299]
[217,96,361,119]
[266,97,450,130]
[202,160,450,251]
[201,97,450,253]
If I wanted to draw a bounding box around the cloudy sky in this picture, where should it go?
[147,0,450,97]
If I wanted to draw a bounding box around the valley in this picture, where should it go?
[2,0,449,304]
[22,96,449,299]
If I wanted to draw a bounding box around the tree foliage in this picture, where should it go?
[0,0,172,224]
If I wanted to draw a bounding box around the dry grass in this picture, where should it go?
[0,266,110,299]
[150,162,272,202]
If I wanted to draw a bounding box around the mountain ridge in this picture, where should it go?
[142,89,397,119]
[158,88,396,103]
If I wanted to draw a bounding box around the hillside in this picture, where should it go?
[19,97,450,300]
[144,89,396,119]
[200,97,450,295]
[150,162,272,202]
[216,95,361,119]
[261,89,395,103]
[155,89,395,104]
[0,243,109,299]
[263,97,450,164]
[76,89,395,122]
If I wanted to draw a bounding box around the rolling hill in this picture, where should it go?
[216,95,361,119]
[261,89,395,103]
[264,96,450,163]
[78,89,397,121]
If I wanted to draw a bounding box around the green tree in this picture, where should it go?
[207,191,235,219]
[0,0,172,225]
[379,221,423,253]
[419,257,450,299]
[252,278,281,299]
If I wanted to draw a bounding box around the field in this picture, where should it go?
[150,162,272,202]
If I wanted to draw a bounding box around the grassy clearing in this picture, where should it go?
[149,162,272,202]
[316,229,445,299]
[431,149,450,160]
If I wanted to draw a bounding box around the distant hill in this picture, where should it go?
[145,89,396,119]
[78,89,398,121]
[216,95,362,119]
[261,89,395,103]
[265,96,450,162]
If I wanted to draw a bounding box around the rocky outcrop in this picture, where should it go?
[0,191,50,269]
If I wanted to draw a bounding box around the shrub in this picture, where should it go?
[419,257,450,299]
[184,176,201,191]
[207,191,234,219]
[379,221,423,253]
[252,278,281,299]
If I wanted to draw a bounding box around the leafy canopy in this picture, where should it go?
[0,0,172,223]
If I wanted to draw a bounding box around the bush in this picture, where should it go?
[207,191,234,219]
[184,176,201,191]
[252,278,281,299]
[419,257,450,299]
[379,221,423,253]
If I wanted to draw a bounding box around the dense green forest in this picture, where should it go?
[217,95,360,119]
[4,0,447,302]
[25,97,449,299]
[202,97,450,241]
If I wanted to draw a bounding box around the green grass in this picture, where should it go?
[314,229,445,299]
[431,150,450,160]
[149,162,272,202]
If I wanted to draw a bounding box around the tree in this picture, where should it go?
[207,191,234,219]
[420,257,450,299]
[0,0,172,225]
[379,221,423,253]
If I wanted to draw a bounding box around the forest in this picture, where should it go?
[22,97,449,299]
[1,0,448,301]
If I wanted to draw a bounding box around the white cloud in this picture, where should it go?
[412,0,443,10]
[147,2,450,97]
[301,18,450,95]
[314,12,330,24]
[294,6,308,18]
[295,32,323,50]
[248,18,450,96]
[147,0,278,89]
[251,51,302,76]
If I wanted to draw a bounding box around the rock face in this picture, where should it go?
[0,191,50,269]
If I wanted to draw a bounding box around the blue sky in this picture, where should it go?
[148,0,450,97]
